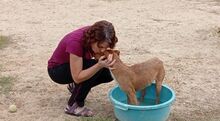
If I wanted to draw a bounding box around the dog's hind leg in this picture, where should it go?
[155,65,165,104]
[155,82,162,104]
[127,88,138,105]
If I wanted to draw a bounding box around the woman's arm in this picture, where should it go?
[69,54,115,84]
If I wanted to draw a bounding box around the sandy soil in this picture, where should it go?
[0,0,220,121]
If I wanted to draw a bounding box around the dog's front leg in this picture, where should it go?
[127,93,138,105]
[140,87,147,102]
[127,89,138,105]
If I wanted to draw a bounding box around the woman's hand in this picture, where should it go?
[70,53,115,84]
[97,54,116,69]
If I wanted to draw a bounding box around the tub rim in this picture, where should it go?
[108,84,175,110]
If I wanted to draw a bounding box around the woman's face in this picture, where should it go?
[91,41,110,54]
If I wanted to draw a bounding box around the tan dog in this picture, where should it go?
[102,49,165,105]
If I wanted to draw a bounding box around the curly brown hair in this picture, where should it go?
[83,20,118,54]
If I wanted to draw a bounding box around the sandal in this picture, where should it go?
[64,103,94,117]
[67,83,75,93]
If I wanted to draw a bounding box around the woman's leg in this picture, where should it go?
[48,63,73,84]
[48,59,113,116]
[68,59,113,107]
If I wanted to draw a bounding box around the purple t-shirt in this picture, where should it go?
[48,26,92,68]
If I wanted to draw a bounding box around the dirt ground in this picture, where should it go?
[0,0,220,121]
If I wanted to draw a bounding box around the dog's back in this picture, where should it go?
[129,57,164,90]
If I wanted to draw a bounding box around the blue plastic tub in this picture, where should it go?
[108,84,175,121]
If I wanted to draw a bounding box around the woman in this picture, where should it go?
[47,20,118,117]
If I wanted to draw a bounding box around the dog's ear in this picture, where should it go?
[114,50,120,56]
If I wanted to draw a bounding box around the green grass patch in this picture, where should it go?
[0,35,10,49]
[80,117,113,121]
[0,76,14,94]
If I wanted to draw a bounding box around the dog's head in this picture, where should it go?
[94,48,120,60]
[103,49,120,59]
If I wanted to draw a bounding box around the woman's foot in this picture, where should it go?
[67,83,75,93]
[64,103,94,117]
